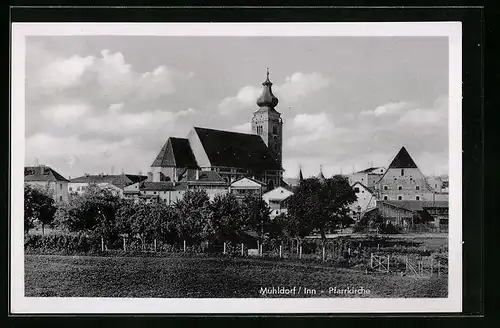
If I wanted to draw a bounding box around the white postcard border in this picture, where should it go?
[10,22,462,314]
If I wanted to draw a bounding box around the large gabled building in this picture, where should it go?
[24,165,69,203]
[149,71,284,191]
[374,146,448,202]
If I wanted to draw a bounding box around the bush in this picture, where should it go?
[24,233,102,255]
[379,222,400,234]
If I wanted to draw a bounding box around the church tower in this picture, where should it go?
[251,69,283,167]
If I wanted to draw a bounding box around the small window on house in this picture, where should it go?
[398,186,402,190]
[416,196,420,200]
[383,195,388,200]
[354,187,360,193]
[416,185,420,190]
[59,196,62,201]
[384,185,388,190]
[59,183,62,190]
[398,196,403,200]
[69,187,73,191]
[401,169,404,176]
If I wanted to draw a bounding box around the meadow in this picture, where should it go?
[25,253,447,298]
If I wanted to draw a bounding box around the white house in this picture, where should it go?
[230,177,265,200]
[69,173,147,198]
[24,165,69,203]
[349,181,377,220]
[262,186,294,219]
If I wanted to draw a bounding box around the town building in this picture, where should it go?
[377,200,449,231]
[124,170,228,204]
[229,177,266,201]
[24,165,69,203]
[348,167,386,188]
[262,186,294,219]
[349,181,377,220]
[374,146,448,202]
[69,173,147,197]
[148,71,284,191]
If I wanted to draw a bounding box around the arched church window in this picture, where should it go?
[267,179,275,190]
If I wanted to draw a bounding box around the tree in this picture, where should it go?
[287,175,356,246]
[24,184,57,236]
[174,190,211,244]
[55,183,121,241]
[241,194,271,244]
[209,193,243,243]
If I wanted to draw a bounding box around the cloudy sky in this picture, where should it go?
[25,36,449,179]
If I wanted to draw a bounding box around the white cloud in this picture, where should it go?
[40,103,90,125]
[218,72,331,115]
[232,122,252,133]
[276,72,331,103]
[287,112,335,147]
[108,102,124,113]
[39,55,95,90]
[27,44,191,103]
[218,86,261,115]
[398,96,448,126]
[360,101,411,117]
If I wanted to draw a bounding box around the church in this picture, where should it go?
[148,70,284,191]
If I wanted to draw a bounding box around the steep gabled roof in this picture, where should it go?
[388,147,418,169]
[25,166,69,182]
[151,137,198,169]
[357,167,384,174]
[193,127,282,171]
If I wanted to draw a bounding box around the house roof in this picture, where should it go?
[356,167,384,174]
[381,200,448,212]
[283,177,300,187]
[388,147,418,169]
[70,174,147,189]
[351,181,374,194]
[151,137,198,169]
[140,181,178,191]
[194,127,282,171]
[188,171,227,185]
[25,166,69,182]
[231,176,266,187]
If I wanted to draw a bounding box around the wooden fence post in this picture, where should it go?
[370,253,373,268]
[437,260,441,277]
[387,255,390,272]
[322,246,325,262]
[279,245,282,258]
[377,243,380,250]
[183,240,186,252]
[154,239,157,252]
[241,243,244,256]
[257,240,260,254]
[299,245,302,259]
[223,242,226,255]
[101,236,104,252]
[431,258,434,277]
[123,236,126,251]
[260,243,263,257]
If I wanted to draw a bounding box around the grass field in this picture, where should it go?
[25,254,447,298]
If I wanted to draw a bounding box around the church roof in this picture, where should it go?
[388,147,418,169]
[193,127,282,171]
[151,137,199,169]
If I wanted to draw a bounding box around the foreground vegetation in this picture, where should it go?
[25,254,447,298]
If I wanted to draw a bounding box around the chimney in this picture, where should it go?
[147,172,153,182]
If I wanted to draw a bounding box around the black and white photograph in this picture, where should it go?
[11,22,462,313]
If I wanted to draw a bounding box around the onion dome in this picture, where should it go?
[256,68,279,108]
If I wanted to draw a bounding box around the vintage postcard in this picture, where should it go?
[11,22,462,313]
